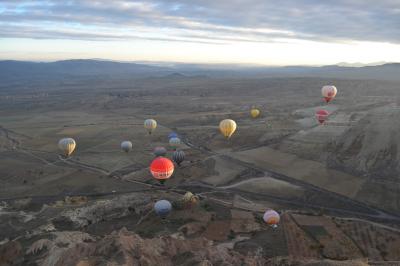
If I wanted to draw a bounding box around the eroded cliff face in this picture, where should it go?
[327,106,400,180]
[20,228,262,266]
[1,228,370,266]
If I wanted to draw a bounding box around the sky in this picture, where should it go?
[1,0,400,66]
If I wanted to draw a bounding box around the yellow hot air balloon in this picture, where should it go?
[144,119,157,135]
[219,119,237,139]
[250,108,260,118]
[58,138,76,157]
[182,191,199,209]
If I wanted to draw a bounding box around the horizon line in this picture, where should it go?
[0,58,395,68]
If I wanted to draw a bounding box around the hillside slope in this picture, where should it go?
[327,105,400,179]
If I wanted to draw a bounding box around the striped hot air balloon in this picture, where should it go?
[150,157,174,184]
[172,150,185,166]
[169,137,181,150]
[58,138,76,157]
[144,119,157,134]
[263,210,280,228]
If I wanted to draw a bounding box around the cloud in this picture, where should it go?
[0,0,399,44]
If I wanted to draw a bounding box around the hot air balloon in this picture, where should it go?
[219,119,237,139]
[168,132,178,139]
[144,119,157,135]
[121,141,132,153]
[182,191,198,209]
[263,209,280,228]
[172,150,185,166]
[153,146,167,157]
[169,137,181,150]
[250,108,260,118]
[150,157,174,184]
[321,85,337,103]
[58,138,76,157]
[154,200,172,218]
[316,109,329,124]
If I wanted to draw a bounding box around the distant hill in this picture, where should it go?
[0,59,172,83]
[1,59,400,83]
[272,63,400,80]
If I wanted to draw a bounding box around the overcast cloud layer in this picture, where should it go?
[1,0,400,44]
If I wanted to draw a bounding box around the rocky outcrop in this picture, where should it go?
[55,193,155,228]
[266,257,369,266]
[0,241,22,266]
[26,228,263,265]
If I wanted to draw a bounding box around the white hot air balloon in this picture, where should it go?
[263,209,280,228]
[321,85,337,103]
[121,141,133,153]
[58,138,76,157]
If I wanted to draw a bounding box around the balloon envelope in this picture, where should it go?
[154,200,172,218]
[250,108,260,118]
[168,132,178,139]
[144,119,157,134]
[169,137,181,150]
[153,146,167,157]
[150,157,174,182]
[172,150,185,166]
[58,138,76,157]
[219,119,237,139]
[263,210,280,226]
[182,191,198,208]
[316,109,329,124]
[321,85,337,103]
[121,141,132,153]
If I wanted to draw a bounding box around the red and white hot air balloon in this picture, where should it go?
[263,209,280,228]
[321,85,337,103]
[316,109,329,124]
[150,157,174,184]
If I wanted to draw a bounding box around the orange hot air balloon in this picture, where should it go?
[150,157,174,184]
[316,109,329,124]
[321,85,337,103]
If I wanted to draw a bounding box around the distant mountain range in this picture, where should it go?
[0,59,170,78]
[1,59,399,82]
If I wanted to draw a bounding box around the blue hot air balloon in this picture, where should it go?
[154,200,172,218]
[168,132,178,139]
